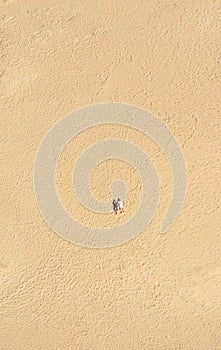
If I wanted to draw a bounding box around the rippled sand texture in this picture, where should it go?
[1,0,221,349]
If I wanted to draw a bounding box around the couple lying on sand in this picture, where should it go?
[112,198,124,214]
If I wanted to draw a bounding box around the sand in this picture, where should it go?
[0,0,221,349]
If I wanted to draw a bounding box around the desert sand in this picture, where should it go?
[0,0,221,349]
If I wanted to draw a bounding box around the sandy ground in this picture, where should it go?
[1,0,221,349]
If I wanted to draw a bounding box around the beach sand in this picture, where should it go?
[1,0,221,349]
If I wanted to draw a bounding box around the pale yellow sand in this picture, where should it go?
[1,0,221,349]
